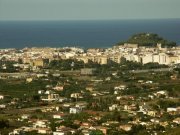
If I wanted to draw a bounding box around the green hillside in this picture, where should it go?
[117,33,177,47]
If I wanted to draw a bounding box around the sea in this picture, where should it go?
[0,19,180,49]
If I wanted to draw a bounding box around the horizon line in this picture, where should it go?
[0,18,180,22]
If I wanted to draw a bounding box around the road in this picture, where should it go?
[130,68,173,73]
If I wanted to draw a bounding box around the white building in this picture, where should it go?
[167,107,177,112]
[37,128,52,134]
[0,104,6,108]
[21,114,30,120]
[0,95,4,100]
[141,54,153,64]
[173,117,180,124]
[33,120,48,128]
[69,107,81,114]
[53,114,64,119]
[153,53,170,65]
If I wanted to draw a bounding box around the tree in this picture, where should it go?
[90,130,104,135]
[117,33,177,47]
[0,119,9,128]
[32,95,40,101]
[129,125,146,135]
[50,120,58,131]
[25,131,38,135]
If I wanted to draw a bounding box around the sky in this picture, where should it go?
[0,0,179,21]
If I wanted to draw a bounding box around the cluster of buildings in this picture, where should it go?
[4,80,180,135]
[1,43,180,69]
[0,44,180,134]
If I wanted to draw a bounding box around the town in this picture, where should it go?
[0,33,180,135]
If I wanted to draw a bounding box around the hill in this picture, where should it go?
[117,33,177,47]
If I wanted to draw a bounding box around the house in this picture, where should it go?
[53,86,64,91]
[70,93,82,98]
[59,97,67,103]
[167,107,180,115]
[94,126,108,135]
[150,118,160,124]
[173,117,180,124]
[9,128,23,135]
[80,122,92,129]
[26,77,33,83]
[36,74,48,78]
[124,104,137,111]
[41,93,59,101]
[120,95,135,101]
[9,126,35,135]
[55,106,60,111]
[52,73,61,77]
[73,120,81,125]
[167,107,177,112]
[33,120,49,128]
[45,90,52,95]
[81,68,96,75]
[37,128,52,134]
[86,86,94,92]
[63,103,74,108]
[148,95,154,99]
[116,96,122,100]
[0,104,6,108]
[48,94,59,100]
[41,107,54,113]
[147,111,157,117]
[53,132,65,135]
[154,90,168,98]
[38,90,45,94]
[138,80,144,83]
[170,74,178,80]
[53,114,65,120]
[0,95,4,100]
[75,102,87,110]
[145,80,153,84]
[105,77,111,81]
[102,121,119,126]
[21,114,30,120]
[54,126,76,135]
[91,91,99,97]
[32,58,49,67]
[114,85,126,90]
[46,85,53,89]
[109,104,118,111]
[119,124,132,131]
[160,122,169,127]
[139,122,148,126]
[69,107,81,114]
[114,90,119,95]
[81,129,91,135]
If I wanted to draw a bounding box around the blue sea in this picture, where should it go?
[0,19,180,49]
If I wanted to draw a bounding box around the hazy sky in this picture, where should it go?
[0,0,179,20]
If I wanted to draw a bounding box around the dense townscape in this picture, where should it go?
[0,33,180,135]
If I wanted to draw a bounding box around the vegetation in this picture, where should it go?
[0,60,17,72]
[157,100,180,110]
[90,130,104,135]
[49,59,84,70]
[0,79,48,98]
[0,119,9,128]
[0,49,180,134]
[165,127,180,135]
[117,33,177,47]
